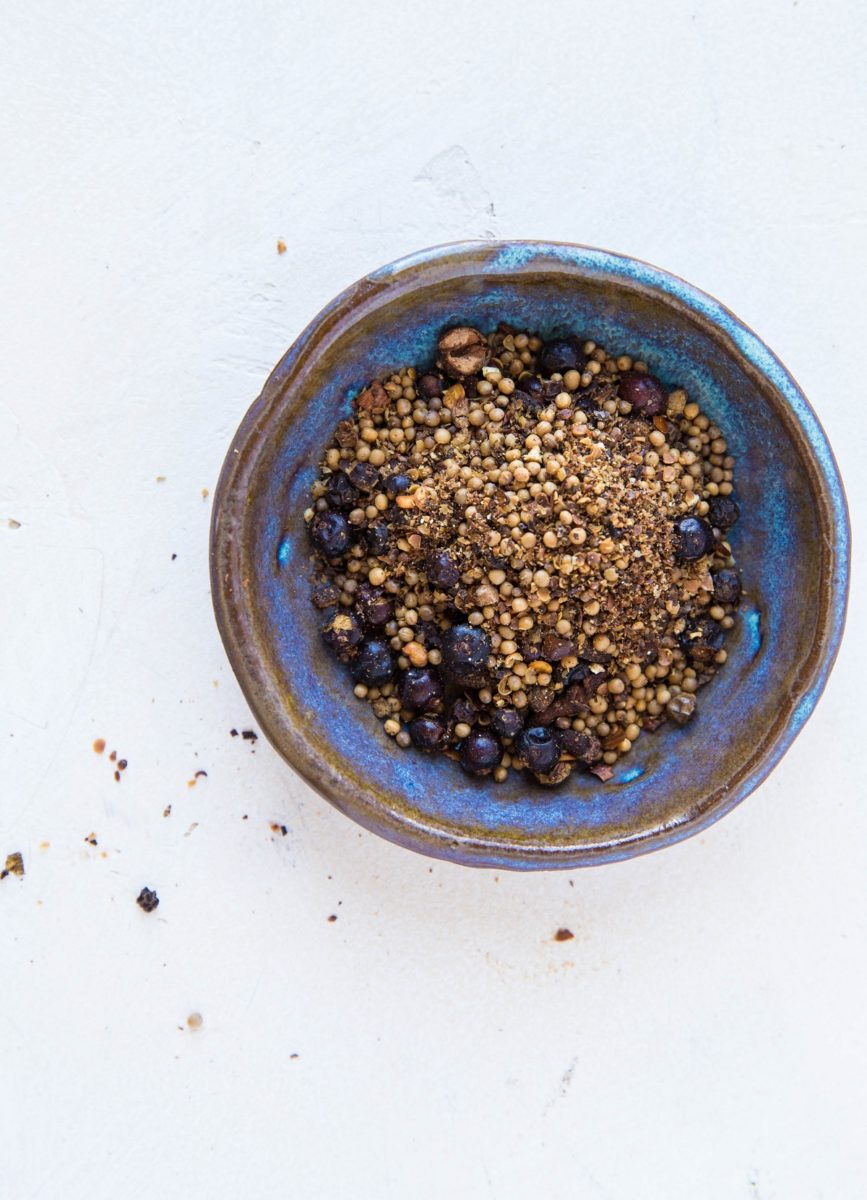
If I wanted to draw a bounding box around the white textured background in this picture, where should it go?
[2,2,865,1198]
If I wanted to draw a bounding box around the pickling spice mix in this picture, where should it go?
[302,324,741,787]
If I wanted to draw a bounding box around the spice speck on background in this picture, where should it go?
[136,887,159,913]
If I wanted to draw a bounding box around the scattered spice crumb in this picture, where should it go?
[84,833,98,846]
[114,770,121,782]
[93,738,106,755]
[554,928,575,942]
[201,487,209,500]
[136,886,159,913]
[163,804,172,818]
[7,519,21,529]
[187,1012,203,1030]
[195,770,208,779]
[171,553,177,561]
[241,730,258,742]
[277,239,287,254]
[270,823,288,836]
[184,822,199,837]
[39,841,50,851]
[118,759,128,772]
[109,750,117,763]
[327,914,338,922]
[290,1053,299,1060]
[242,814,248,820]
[156,475,166,483]
[230,728,239,737]
[1,852,25,879]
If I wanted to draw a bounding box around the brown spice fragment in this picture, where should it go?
[533,676,604,725]
[334,420,357,449]
[1,852,25,879]
[641,714,668,732]
[92,738,106,755]
[84,833,98,846]
[528,685,556,714]
[557,729,602,764]
[276,240,287,254]
[356,380,388,414]
[436,326,490,379]
[590,764,614,782]
[541,635,575,662]
[535,761,573,786]
[554,928,575,942]
[311,581,341,608]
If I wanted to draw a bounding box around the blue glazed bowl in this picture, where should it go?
[210,241,850,869]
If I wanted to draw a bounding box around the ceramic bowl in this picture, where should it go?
[210,241,849,869]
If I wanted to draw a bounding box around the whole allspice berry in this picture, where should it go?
[619,371,667,416]
[436,327,490,379]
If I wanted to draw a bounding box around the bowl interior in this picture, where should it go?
[212,243,846,868]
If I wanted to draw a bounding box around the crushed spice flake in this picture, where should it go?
[554,928,575,942]
[92,738,106,755]
[276,239,287,255]
[1,852,25,879]
[300,324,741,787]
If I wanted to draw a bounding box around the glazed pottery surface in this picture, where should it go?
[210,241,849,869]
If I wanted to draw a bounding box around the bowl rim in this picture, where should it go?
[210,239,851,869]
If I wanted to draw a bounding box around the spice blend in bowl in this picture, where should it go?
[305,324,742,787]
[212,241,848,869]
